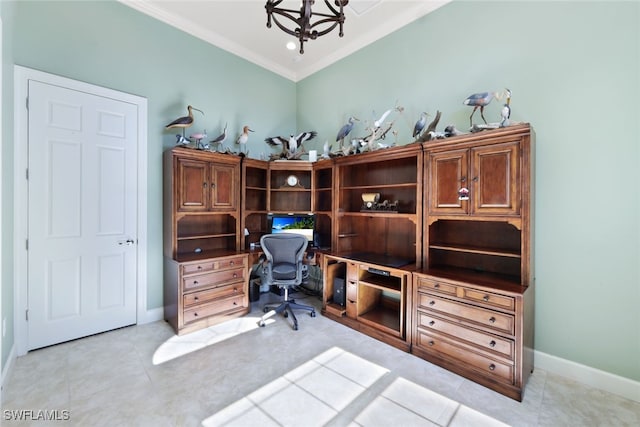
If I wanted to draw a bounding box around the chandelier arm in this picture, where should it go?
[269,12,305,38]
[309,19,340,38]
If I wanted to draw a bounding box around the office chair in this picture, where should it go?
[257,233,316,330]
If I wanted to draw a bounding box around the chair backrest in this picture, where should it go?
[260,233,308,287]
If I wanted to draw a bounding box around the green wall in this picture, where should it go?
[1,0,296,368]
[297,1,640,381]
[2,0,638,385]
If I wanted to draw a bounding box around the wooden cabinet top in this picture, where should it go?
[168,146,242,166]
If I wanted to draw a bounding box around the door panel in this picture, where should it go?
[28,80,138,350]
[428,149,468,215]
[471,142,519,215]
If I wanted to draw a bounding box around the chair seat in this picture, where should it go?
[272,262,297,280]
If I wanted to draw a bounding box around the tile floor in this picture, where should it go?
[2,291,639,426]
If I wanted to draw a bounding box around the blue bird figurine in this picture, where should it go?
[413,112,428,138]
[336,116,359,146]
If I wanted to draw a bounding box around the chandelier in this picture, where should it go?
[265,0,348,54]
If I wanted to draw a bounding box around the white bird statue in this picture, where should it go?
[500,89,512,127]
[265,131,317,157]
[236,125,253,154]
[322,140,331,159]
[209,123,227,152]
[175,134,189,145]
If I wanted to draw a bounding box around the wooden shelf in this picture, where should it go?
[429,244,521,258]
[358,304,401,337]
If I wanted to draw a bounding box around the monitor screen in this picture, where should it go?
[269,213,315,243]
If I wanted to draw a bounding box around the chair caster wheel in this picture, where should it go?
[263,307,269,313]
[293,325,298,331]
[258,321,265,327]
[283,312,288,318]
[310,311,316,317]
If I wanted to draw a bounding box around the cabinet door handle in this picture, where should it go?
[230,261,234,265]
[489,316,496,323]
[203,182,207,188]
[210,183,215,188]
[233,273,237,278]
[472,176,478,182]
[489,340,496,348]
[434,283,440,289]
[461,176,466,182]
[193,280,199,286]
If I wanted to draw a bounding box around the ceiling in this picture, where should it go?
[120,0,450,82]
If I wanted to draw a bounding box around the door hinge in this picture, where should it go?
[26,168,29,180]
[26,96,29,110]
[25,309,29,321]
[25,239,28,250]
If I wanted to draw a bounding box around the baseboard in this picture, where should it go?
[534,350,640,403]
[1,343,16,403]
[138,307,164,325]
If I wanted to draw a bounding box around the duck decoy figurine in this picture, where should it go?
[336,116,358,146]
[236,125,254,154]
[209,123,227,152]
[165,105,204,136]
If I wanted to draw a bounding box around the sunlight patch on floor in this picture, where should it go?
[152,316,273,365]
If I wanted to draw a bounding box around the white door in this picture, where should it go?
[27,80,138,350]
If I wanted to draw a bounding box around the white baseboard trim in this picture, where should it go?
[138,307,164,325]
[534,350,640,403]
[1,343,16,402]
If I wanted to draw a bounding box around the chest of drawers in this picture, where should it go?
[164,253,249,335]
[412,273,534,401]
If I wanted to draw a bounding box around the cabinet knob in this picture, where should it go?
[233,301,237,305]
[197,265,202,270]
[434,283,440,289]
[489,316,496,323]
[194,296,199,301]
[193,312,199,317]
[202,182,207,188]
[483,295,490,302]
[211,183,215,188]
[429,300,435,306]
[461,176,466,182]
[233,273,237,278]
[193,280,199,285]
[428,340,435,346]
[489,340,496,348]
[489,364,496,371]
[428,320,435,326]
[230,260,234,265]
[472,176,478,182]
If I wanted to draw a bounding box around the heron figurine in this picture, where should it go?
[209,123,227,152]
[236,125,254,154]
[165,105,204,136]
[336,116,358,146]
[500,89,512,127]
[413,112,428,138]
[463,90,509,126]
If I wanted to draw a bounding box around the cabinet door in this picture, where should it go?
[209,164,236,210]
[471,141,519,215]
[177,158,208,211]
[428,149,469,215]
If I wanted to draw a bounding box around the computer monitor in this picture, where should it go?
[268,213,315,244]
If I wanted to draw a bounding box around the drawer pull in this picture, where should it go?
[233,301,237,306]
[483,295,490,302]
[197,265,202,270]
[230,260,234,265]
[194,296,199,301]
[233,273,237,278]
[489,316,496,323]
[193,312,199,317]
[193,280,199,286]
[428,320,435,326]
[434,283,440,289]
[428,340,435,346]
[429,300,435,306]
[489,340,496,348]
[489,364,496,371]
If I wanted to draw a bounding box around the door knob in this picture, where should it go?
[118,239,135,246]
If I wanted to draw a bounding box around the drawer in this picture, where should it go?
[462,288,515,311]
[417,311,514,359]
[416,330,514,383]
[182,260,216,275]
[183,283,244,307]
[183,294,246,324]
[416,277,457,297]
[215,255,246,270]
[183,267,246,290]
[417,293,514,335]
[347,263,358,281]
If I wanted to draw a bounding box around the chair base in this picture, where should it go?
[258,298,316,331]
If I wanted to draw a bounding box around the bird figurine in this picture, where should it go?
[444,125,464,137]
[322,140,332,159]
[500,89,512,127]
[236,125,254,154]
[373,105,403,129]
[336,116,358,146]
[165,105,204,136]
[189,130,207,149]
[175,134,190,145]
[209,123,227,152]
[265,131,317,158]
[413,112,428,138]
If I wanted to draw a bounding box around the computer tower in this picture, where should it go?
[332,278,345,306]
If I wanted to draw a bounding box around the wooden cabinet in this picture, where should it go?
[333,144,423,267]
[322,254,413,352]
[177,157,237,212]
[412,273,533,401]
[164,147,248,335]
[416,124,534,400]
[428,140,519,216]
[242,158,269,249]
[164,253,249,335]
[312,159,334,248]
